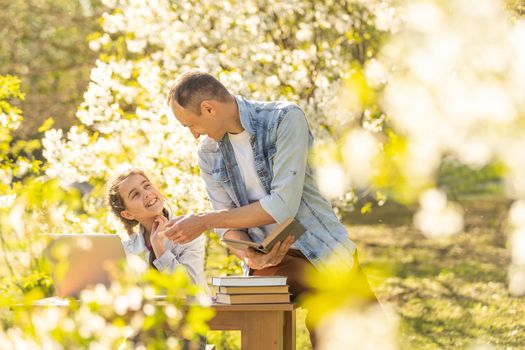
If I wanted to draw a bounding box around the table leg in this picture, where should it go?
[241,310,283,350]
[283,309,296,350]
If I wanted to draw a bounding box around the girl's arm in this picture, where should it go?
[152,235,206,288]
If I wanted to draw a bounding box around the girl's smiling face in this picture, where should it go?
[118,174,164,222]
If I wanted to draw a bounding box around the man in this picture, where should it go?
[164,71,373,347]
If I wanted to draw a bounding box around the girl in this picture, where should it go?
[107,168,207,289]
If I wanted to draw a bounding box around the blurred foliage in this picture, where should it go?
[0,75,27,186]
[437,159,506,201]
[507,0,525,16]
[0,0,104,138]
[301,253,385,328]
[244,0,525,219]
[5,262,213,349]
[0,73,78,306]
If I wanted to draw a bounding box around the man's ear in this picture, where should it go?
[120,210,134,221]
[200,100,215,117]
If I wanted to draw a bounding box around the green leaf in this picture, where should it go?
[38,118,55,133]
[361,202,373,214]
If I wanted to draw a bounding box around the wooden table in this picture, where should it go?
[208,303,296,350]
[25,298,297,350]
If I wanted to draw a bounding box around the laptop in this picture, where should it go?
[42,234,126,298]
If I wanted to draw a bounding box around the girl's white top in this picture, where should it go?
[121,212,208,292]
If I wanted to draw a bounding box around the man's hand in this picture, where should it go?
[245,236,294,270]
[164,213,208,244]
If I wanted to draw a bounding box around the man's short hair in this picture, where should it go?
[167,71,231,114]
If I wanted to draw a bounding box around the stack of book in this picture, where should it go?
[211,276,290,304]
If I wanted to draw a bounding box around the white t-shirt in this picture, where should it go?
[228,131,277,235]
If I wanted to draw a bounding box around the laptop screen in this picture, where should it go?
[43,234,126,298]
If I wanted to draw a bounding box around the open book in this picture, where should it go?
[221,218,306,254]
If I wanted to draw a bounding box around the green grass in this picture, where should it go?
[349,196,525,350]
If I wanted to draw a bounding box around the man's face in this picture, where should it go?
[170,101,225,141]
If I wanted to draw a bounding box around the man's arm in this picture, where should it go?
[258,106,310,223]
[166,201,274,244]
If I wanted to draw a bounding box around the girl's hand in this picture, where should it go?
[151,215,168,247]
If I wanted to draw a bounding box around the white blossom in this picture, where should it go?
[0,194,16,209]
[318,303,398,350]
[414,189,464,238]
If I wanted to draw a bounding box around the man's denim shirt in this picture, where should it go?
[197,96,356,270]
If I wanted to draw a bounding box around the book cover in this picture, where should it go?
[222,218,306,254]
[218,285,290,294]
[211,275,287,287]
[215,293,291,304]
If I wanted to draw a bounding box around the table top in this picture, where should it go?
[210,302,296,311]
[28,297,296,311]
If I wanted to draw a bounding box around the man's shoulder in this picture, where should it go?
[240,96,301,115]
[196,137,220,170]
[197,137,219,154]
[250,99,301,115]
